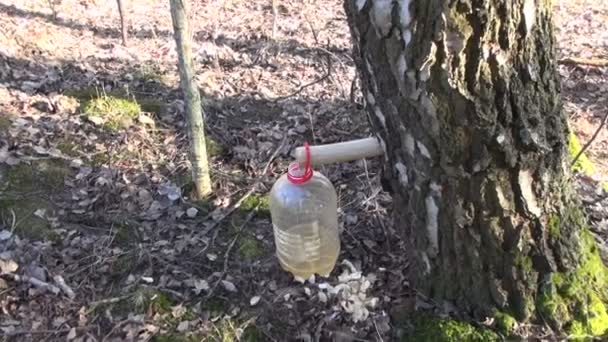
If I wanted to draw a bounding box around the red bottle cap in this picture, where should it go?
[287,142,313,184]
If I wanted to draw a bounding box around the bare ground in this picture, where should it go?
[0,0,606,341]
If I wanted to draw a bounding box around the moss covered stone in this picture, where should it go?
[537,229,608,337]
[82,95,140,131]
[406,316,499,342]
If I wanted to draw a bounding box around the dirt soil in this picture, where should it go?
[0,0,606,341]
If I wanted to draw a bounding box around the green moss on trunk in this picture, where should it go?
[493,311,517,335]
[538,228,608,336]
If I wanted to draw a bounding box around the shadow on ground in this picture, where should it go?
[0,48,394,341]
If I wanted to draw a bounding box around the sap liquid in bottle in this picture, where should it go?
[269,149,340,279]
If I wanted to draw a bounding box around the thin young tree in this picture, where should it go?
[170,0,213,198]
[345,0,608,337]
[116,0,128,46]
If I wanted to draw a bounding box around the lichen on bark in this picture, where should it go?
[344,0,608,337]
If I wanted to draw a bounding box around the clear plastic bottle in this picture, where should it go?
[269,162,340,279]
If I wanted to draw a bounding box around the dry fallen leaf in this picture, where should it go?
[250,295,261,306]
[0,259,19,274]
[177,321,189,332]
[66,327,77,340]
[221,280,237,293]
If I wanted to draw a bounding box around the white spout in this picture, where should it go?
[293,137,384,166]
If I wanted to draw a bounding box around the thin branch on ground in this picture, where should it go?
[559,57,608,67]
[0,326,91,337]
[303,12,319,46]
[205,206,259,299]
[140,284,185,301]
[2,273,61,295]
[53,275,75,299]
[199,137,285,237]
[101,319,145,342]
[271,52,332,102]
[571,111,608,168]
[86,295,133,314]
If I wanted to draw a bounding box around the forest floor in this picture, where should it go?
[0,0,607,341]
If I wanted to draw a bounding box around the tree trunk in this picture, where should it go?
[170,0,213,199]
[345,0,608,336]
[116,0,128,46]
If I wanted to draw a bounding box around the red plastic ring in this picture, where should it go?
[287,142,313,184]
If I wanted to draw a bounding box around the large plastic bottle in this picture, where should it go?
[269,159,340,279]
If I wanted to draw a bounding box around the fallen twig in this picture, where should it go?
[2,273,61,295]
[271,52,332,102]
[141,284,185,301]
[199,137,285,237]
[86,295,133,314]
[101,319,145,342]
[53,275,75,299]
[0,326,91,337]
[200,187,257,237]
[559,57,608,67]
[206,206,259,299]
[571,111,608,169]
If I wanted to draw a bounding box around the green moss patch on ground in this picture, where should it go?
[0,115,13,131]
[65,87,165,115]
[238,235,265,260]
[152,321,262,342]
[134,62,167,84]
[240,194,270,216]
[82,95,141,131]
[0,160,71,239]
[404,315,499,342]
[206,136,226,158]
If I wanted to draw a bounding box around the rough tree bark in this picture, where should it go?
[345,0,608,337]
[116,0,128,46]
[170,0,213,198]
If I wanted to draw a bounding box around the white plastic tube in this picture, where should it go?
[293,137,384,166]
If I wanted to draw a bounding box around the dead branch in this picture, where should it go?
[86,295,133,314]
[199,137,285,237]
[53,275,75,299]
[559,57,608,67]
[2,273,61,295]
[101,319,145,342]
[0,326,91,337]
[571,111,608,169]
[206,206,259,299]
[271,52,332,102]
